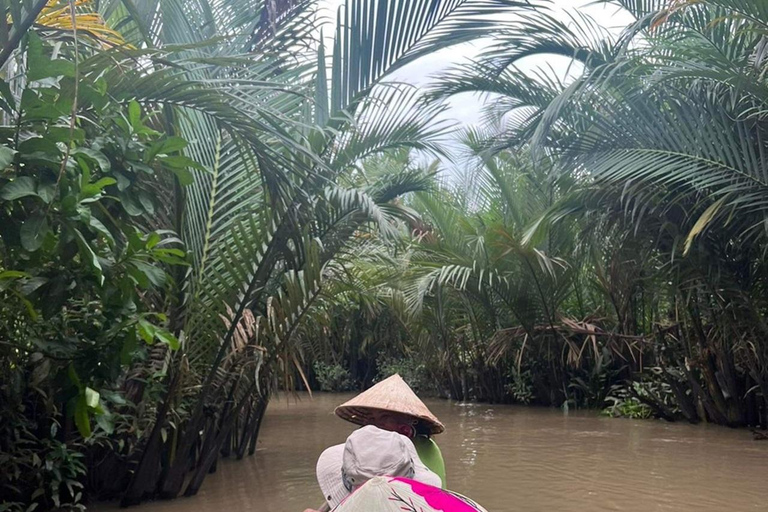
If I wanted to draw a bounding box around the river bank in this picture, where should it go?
[94,393,768,512]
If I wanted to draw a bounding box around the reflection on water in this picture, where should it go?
[102,393,768,512]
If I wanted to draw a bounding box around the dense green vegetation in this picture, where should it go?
[305,0,768,428]
[410,0,768,427]
[0,0,534,508]
[1,0,767,510]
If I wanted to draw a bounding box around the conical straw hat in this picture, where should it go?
[335,374,445,435]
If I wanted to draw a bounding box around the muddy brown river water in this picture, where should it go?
[109,392,768,512]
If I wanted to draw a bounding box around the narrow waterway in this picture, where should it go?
[116,393,768,511]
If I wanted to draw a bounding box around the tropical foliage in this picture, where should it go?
[304,0,768,429]
[353,0,768,427]
[0,0,535,508]
[4,0,768,509]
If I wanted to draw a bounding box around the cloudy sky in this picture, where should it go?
[387,1,633,126]
[318,0,636,173]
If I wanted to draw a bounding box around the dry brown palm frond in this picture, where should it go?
[487,316,663,368]
[219,306,266,368]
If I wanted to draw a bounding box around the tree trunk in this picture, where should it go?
[248,395,269,456]
[668,378,700,423]
[184,383,257,496]
[235,399,256,460]
[121,372,179,506]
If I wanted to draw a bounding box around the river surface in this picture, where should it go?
[118,392,768,512]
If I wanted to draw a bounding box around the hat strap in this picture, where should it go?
[342,469,354,492]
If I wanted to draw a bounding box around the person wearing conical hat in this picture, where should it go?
[334,374,447,489]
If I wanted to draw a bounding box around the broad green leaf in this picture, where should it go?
[146,232,161,249]
[0,81,15,114]
[155,247,185,257]
[130,260,166,288]
[73,229,104,285]
[81,177,117,198]
[16,293,38,321]
[137,319,156,344]
[128,100,142,132]
[0,145,16,168]
[129,160,155,174]
[18,89,42,112]
[155,330,180,350]
[147,136,188,162]
[20,277,48,295]
[20,213,49,252]
[18,137,60,156]
[20,89,71,121]
[152,248,189,266]
[114,171,131,191]
[120,330,138,365]
[158,136,188,154]
[127,230,146,251]
[31,59,76,82]
[137,190,154,214]
[89,217,114,244]
[74,395,92,438]
[1,176,37,200]
[119,193,144,216]
[96,413,115,435]
[76,205,92,224]
[0,270,28,292]
[47,126,86,144]
[61,195,78,214]
[101,390,127,406]
[127,263,150,288]
[0,270,28,279]
[84,387,100,408]
[36,181,56,203]
[27,32,75,81]
[72,148,111,172]
[160,155,206,171]
[68,364,82,389]
[168,167,194,186]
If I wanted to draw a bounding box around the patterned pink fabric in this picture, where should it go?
[389,477,481,512]
[332,476,486,511]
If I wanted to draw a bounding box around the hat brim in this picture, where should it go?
[334,375,445,435]
[316,438,442,509]
[335,405,445,435]
[316,445,348,509]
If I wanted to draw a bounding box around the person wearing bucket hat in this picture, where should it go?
[334,374,447,489]
[309,425,442,511]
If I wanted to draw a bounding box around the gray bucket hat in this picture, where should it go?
[315,425,441,508]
